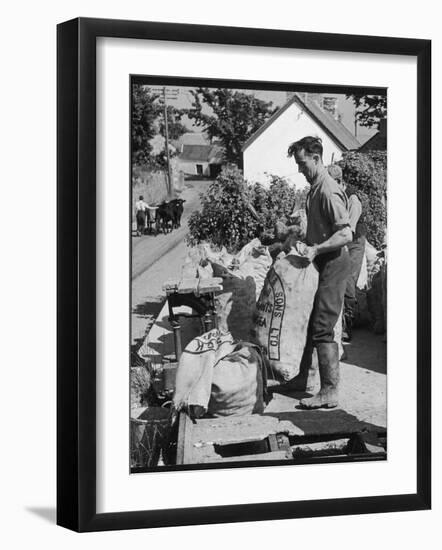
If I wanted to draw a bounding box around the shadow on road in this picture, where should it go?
[131,297,165,362]
[341,328,387,375]
[132,297,164,318]
[264,409,386,436]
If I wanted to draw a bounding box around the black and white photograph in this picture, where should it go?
[0,0,436,542]
[130,79,388,471]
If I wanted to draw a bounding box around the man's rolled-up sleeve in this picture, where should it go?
[321,191,350,232]
[348,195,362,232]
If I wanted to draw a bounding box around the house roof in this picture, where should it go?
[358,131,387,152]
[358,120,387,151]
[242,93,361,152]
[179,144,224,163]
[172,132,209,148]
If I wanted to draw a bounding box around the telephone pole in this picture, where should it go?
[163,87,172,196]
[152,87,179,197]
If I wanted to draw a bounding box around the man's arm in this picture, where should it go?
[304,186,352,262]
[310,225,353,256]
[306,226,352,261]
[348,194,362,234]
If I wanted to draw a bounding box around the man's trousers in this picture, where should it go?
[344,236,366,322]
[310,248,351,345]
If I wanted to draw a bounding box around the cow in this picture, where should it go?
[169,198,186,229]
[155,202,175,234]
[155,198,186,233]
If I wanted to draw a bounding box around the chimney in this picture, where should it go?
[322,96,339,120]
[308,93,323,107]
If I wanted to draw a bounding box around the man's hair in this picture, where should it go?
[287,136,323,159]
[139,195,144,200]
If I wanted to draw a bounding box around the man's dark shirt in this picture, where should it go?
[305,167,350,246]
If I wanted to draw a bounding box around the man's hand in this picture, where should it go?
[310,227,353,257]
[303,245,318,263]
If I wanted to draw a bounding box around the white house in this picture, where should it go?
[242,93,361,188]
[177,144,224,178]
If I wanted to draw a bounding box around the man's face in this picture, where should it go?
[294,149,321,184]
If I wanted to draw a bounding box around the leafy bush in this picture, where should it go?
[339,151,387,249]
[187,170,304,252]
[250,176,308,244]
[187,166,261,252]
[258,175,296,227]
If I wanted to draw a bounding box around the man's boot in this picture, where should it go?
[299,342,339,409]
[283,344,318,392]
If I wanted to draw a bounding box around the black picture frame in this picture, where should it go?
[57,17,431,532]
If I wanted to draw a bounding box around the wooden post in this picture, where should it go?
[171,319,182,362]
[176,411,194,465]
[163,86,172,197]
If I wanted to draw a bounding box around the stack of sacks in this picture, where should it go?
[194,240,272,342]
[173,328,268,418]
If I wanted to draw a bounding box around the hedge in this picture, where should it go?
[187,169,301,252]
[339,151,387,249]
[187,166,261,252]
[187,152,387,253]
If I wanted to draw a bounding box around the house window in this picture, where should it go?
[196,164,203,175]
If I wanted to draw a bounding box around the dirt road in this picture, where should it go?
[132,179,210,280]
[131,179,211,347]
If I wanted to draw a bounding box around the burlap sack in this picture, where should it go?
[215,274,257,342]
[365,239,379,285]
[211,239,272,341]
[357,252,368,289]
[173,329,266,417]
[234,242,272,298]
[173,329,236,414]
[208,343,267,417]
[254,254,319,381]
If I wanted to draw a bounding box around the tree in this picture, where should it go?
[132,85,187,167]
[346,94,387,129]
[185,88,278,168]
[158,105,187,141]
[131,85,162,166]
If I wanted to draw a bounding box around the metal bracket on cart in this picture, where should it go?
[162,277,223,360]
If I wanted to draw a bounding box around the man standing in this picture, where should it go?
[286,137,352,409]
[327,164,366,341]
[135,195,150,236]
